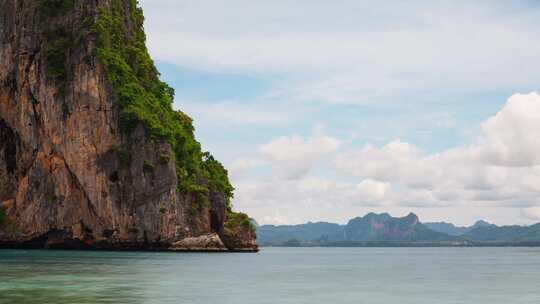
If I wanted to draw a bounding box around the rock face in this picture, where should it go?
[0,0,257,252]
[170,233,227,252]
[424,220,494,236]
[257,213,456,246]
[343,212,446,242]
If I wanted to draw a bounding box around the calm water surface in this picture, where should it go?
[1,247,539,304]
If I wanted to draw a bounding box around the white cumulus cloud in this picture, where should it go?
[260,132,341,179]
[335,93,540,208]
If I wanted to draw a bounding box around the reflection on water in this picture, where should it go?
[1,247,540,304]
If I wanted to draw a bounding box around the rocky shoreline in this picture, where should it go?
[0,233,258,252]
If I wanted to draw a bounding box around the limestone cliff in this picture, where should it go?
[0,0,257,251]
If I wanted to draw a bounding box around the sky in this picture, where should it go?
[139,0,540,226]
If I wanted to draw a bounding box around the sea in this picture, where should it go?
[0,247,539,304]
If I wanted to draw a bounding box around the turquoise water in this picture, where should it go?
[1,247,539,304]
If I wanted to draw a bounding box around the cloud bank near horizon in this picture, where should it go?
[231,93,540,225]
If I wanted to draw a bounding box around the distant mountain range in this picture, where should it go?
[423,220,493,236]
[256,213,540,247]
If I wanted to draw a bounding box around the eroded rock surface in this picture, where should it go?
[170,233,227,252]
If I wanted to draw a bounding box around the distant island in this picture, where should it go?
[256,213,540,247]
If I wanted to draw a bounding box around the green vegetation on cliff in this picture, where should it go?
[42,29,72,83]
[0,207,5,226]
[38,0,76,83]
[93,0,235,211]
[38,0,92,118]
[202,153,235,203]
[225,212,256,235]
[38,0,75,17]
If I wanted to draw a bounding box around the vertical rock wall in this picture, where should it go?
[0,0,257,251]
